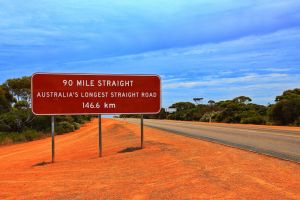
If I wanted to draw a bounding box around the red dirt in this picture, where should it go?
[0,119,299,199]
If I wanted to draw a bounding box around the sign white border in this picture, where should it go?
[31,72,162,115]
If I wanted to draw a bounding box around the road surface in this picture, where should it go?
[120,118,300,163]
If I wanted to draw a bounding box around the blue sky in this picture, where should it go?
[0,0,300,107]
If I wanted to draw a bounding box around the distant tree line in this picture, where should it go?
[1,76,299,145]
[120,89,300,126]
[0,76,92,145]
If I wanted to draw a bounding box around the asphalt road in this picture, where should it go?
[119,118,300,163]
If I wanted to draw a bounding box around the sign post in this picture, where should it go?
[51,116,55,163]
[141,114,144,149]
[31,73,161,161]
[98,114,102,157]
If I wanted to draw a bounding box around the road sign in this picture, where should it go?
[31,73,161,115]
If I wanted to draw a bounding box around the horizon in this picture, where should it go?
[1,0,300,107]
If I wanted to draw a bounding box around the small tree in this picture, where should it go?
[269,88,300,125]
[170,102,195,111]
[193,98,203,105]
[207,100,216,122]
[5,76,31,102]
[0,84,15,114]
[233,96,252,104]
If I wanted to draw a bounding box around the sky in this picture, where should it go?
[0,0,300,107]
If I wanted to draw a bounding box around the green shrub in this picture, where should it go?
[72,115,93,124]
[10,132,26,143]
[200,111,220,122]
[0,132,10,145]
[56,121,75,134]
[23,130,40,141]
[0,129,43,145]
[0,109,34,132]
[72,116,86,124]
[31,116,51,131]
[72,122,81,130]
[241,116,266,125]
[0,136,13,145]
[293,117,300,126]
[55,115,74,123]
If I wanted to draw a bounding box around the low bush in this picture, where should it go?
[293,117,300,126]
[241,116,266,125]
[30,116,51,132]
[0,132,12,145]
[0,117,89,146]
[23,130,40,141]
[56,121,75,134]
[0,136,13,145]
[7,132,26,143]
[0,129,44,145]
[72,122,81,130]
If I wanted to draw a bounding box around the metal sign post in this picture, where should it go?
[51,116,55,163]
[98,114,102,157]
[141,114,144,149]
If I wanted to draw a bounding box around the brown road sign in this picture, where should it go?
[31,73,161,115]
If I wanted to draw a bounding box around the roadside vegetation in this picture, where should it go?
[120,88,300,126]
[0,75,299,146]
[0,76,92,145]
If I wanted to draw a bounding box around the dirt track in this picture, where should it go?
[0,119,299,199]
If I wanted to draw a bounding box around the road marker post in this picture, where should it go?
[51,116,55,163]
[141,114,144,149]
[98,114,102,157]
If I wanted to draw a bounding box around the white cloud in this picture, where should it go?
[163,73,290,89]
